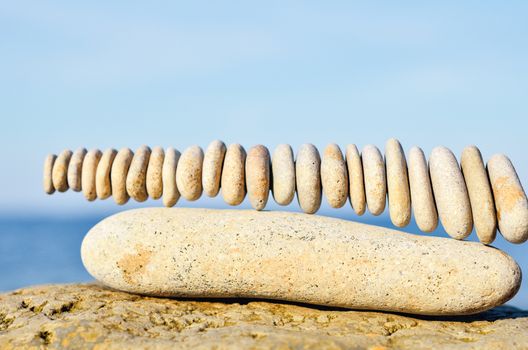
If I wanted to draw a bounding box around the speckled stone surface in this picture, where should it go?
[429,146,473,239]
[81,149,102,201]
[461,146,497,244]
[111,148,133,205]
[176,145,204,201]
[345,144,366,216]
[126,146,151,202]
[95,148,117,200]
[82,208,520,316]
[161,147,181,208]
[221,144,246,206]
[146,146,165,200]
[43,154,57,194]
[271,144,296,206]
[245,145,271,210]
[362,145,386,216]
[321,144,348,209]
[51,149,72,192]
[295,144,322,214]
[408,147,438,233]
[488,154,528,244]
[66,148,86,192]
[1,284,527,350]
[202,140,226,198]
[385,139,411,227]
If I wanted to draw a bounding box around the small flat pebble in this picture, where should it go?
[162,147,181,207]
[82,208,522,316]
[111,148,134,205]
[67,148,87,192]
[176,145,204,201]
[429,147,473,239]
[52,149,73,192]
[126,146,151,202]
[408,147,438,232]
[271,144,295,205]
[295,144,321,214]
[487,154,528,244]
[245,145,271,210]
[321,144,348,208]
[221,144,247,206]
[362,145,386,216]
[345,144,366,215]
[385,139,411,227]
[461,146,497,244]
[146,147,165,200]
[96,148,117,200]
[202,140,226,197]
[82,149,103,201]
[43,154,57,194]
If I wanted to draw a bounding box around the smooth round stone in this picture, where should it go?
[126,146,151,202]
[408,147,438,232]
[146,147,165,200]
[295,144,321,214]
[52,149,73,192]
[245,145,271,210]
[345,144,366,215]
[321,144,348,209]
[202,140,226,198]
[271,144,295,206]
[96,148,117,200]
[385,139,411,227]
[111,148,133,205]
[221,144,246,206]
[82,208,521,316]
[429,147,473,239]
[67,148,87,192]
[82,149,102,201]
[487,154,528,244]
[362,145,386,216]
[176,145,204,201]
[461,146,497,244]
[43,154,57,194]
[162,147,181,207]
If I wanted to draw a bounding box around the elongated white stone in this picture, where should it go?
[271,144,295,206]
[52,149,73,192]
[146,147,165,200]
[162,147,181,208]
[321,144,348,208]
[111,148,133,205]
[82,208,521,316]
[488,154,528,244]
[126,146,151,202]
[295,144,321,214]
[385,139,411,227]
[43,154,57,194]
[176,146,204,201]
[202,140,226,198]
[408,147,438,232]
[245,145,270,210]
[67,148,87,192]
[429,147,473,240]
[221,144,246,206]
[82,149,102,201]
[96,148,117,200]
[345,144,366,215]
[362,145,386,216]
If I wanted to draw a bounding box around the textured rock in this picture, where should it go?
[221,144,246,206]
[95,148,117,200]
[126,146,151,202]
[202,140,226,197]
[429,146,473,239]
[295,144,322,214]
[67,148,86,192]
[408,147,438,233]
[321,144,348,208]
[0,284,527,350]
[111,148,134,205]
[487,154,528,244]
[461,146,497,244]
[146,147,165,200]
[176,146,204,201]
[51,149,72,192]
[245,145,271,210]
[162,147,181,207]
[345,144,366,215]
[362,145,386,216]
[42,154,57,194]
[271,144,296,206]
[82,208,520,316]
[81,149,102,201]
[385,139,411,227]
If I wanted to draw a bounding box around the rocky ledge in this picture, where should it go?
[0,284,527,349]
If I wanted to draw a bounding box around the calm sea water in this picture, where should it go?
[0,211,526,309]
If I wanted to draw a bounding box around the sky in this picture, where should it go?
[0,2,527,304]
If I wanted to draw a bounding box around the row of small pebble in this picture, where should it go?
[43,139,528,244]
